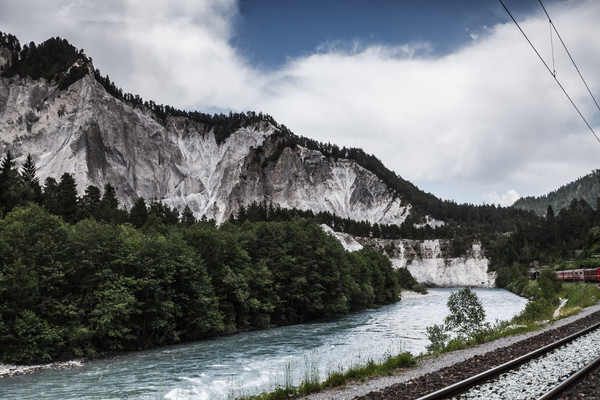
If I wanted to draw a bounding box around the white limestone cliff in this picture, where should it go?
[0,71,410,224]
[324,230,495,287]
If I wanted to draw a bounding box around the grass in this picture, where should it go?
[237,352,415,400]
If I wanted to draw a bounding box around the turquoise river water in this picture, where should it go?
[0,288,527,399]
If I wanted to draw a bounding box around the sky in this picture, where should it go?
[1,0,599,206]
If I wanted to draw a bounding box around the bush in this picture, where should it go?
[426,324,449,353]
[514,298,554,323]
[412,283,428,294]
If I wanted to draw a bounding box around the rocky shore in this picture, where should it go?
[0,359,85,379]
[302,304,600,400]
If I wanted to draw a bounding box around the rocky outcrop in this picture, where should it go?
[328,233,495,287]
[0,70,410,224]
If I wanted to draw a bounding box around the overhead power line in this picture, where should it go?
[538,0,600,114]
[498,0,600,144]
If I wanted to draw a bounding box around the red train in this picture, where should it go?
[556,267,600,282]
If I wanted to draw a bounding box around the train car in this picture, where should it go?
[556,270,565,280]
[573,269,585,281]
[584,267,600,282]
[563,270,574,281]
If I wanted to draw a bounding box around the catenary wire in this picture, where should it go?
[538,0,600,114]
[498,0,600,144]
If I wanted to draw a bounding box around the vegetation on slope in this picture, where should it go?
[0,32,89,90]
[0,153,413,363]
[513,169,600,216]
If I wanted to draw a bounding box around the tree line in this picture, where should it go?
[487,199,600,294]
[0,152,411,363]
[0,33,89,90]
[513,169,600,216]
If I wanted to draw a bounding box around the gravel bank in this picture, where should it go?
[0,359,85,379]
[301,304,600,400]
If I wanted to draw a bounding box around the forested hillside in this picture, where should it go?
[0,152,415,363]
[0,31,540,230]
[513,169,600,216]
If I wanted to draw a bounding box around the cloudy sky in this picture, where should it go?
[1,0,599,206]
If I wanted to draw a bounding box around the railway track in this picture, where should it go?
[538,355,600,400]
[413,321,600,400]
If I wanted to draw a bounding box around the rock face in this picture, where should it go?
[345,235,495,288]
[0,70,409,224]
[0,41,496,286]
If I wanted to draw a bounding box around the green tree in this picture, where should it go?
[129,197,148,228]
[181,205,196,226]
[538,268,562,301]
[42,177,60,215]
[20,153,42,204]
[98,183,126,223]
[444,288,487,339]
[0,151,23,214]
[78,185,102,220]
[57,173,79,223]
[426,323,450,353]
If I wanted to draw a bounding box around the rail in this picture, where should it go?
[536,354,600,400]
[414,321,600,400]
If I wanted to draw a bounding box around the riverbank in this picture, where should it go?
[0,290,441,380]
[300,303,600,400]
[399,290,435,301]
[0,359,86,379]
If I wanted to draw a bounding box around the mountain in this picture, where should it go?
[0,35,417,225]
[512,170,600,216]
[2,32,542,235]
[1,33,549,290]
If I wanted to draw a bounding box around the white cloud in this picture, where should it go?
[1,0,599,204]
[484,189,521,207]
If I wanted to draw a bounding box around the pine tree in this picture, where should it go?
[57,173,79,223]
[42,177,60,215]
[98,183,123,223]
[20,153,42,204]
[79,185,102,220]
[181,205,196,226]
[0,150,24,214]
[129,197,148,228]
[20,153,37,183]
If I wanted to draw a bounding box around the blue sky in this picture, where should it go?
[1,0,599,206]
[233,0,535,67]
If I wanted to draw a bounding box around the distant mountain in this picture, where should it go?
[512,169,600,216]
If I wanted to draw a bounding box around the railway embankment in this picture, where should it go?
[302,304,600,400]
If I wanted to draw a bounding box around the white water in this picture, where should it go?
[0,288,527,400]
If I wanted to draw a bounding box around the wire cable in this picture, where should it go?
[498,0,600,144]
[538,0,600,114]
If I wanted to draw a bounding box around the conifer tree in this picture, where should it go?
[42,177,60,215]
[20,153,42,204]
[0,150,24,214]
[181,205,196,226]
[57,173,79,223]
[79,185,102,220]
[129,197,148,228]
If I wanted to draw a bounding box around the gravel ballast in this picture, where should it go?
[301,304,600,400]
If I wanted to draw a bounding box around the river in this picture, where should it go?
[0,288,527,400]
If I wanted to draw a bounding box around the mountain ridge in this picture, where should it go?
[512,169,600,216]
[0,32,421,225]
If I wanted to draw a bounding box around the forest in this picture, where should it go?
[0,152,411,363]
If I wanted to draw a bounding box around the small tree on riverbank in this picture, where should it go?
[426,288,488,353]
